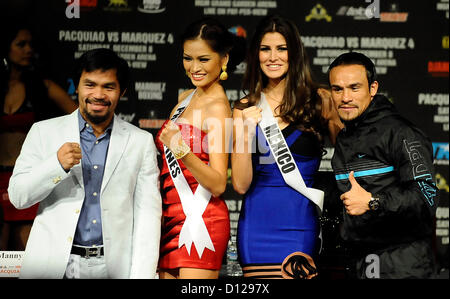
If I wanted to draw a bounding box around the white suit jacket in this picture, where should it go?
[8,110,162,279]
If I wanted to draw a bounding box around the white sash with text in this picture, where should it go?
[163,91,215,258]
[258,93,324,215]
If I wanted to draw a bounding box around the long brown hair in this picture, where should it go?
[241,15,326,143]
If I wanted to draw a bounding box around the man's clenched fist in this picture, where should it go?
[57,143,82,172]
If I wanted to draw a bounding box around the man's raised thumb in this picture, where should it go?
[348,171,359,188]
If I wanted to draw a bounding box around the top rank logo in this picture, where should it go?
[305,4,332,22]
[103,0,132,12]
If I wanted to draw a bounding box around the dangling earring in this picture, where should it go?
[3,58,9,72]
[219,65,228,81]
[186,71,190,78]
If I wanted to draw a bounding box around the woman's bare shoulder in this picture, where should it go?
[178,89,195,102]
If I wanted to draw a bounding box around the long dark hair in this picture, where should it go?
[1,24,31,96]
[181,17,246,74]
[242,15,325,143]
[0,23,60,120]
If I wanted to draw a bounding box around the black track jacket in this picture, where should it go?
[332,95,439,278]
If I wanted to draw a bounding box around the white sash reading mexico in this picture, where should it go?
[163,91,215,258]
[258,93,324,243]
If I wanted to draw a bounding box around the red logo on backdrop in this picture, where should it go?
[380,3,408,22]
[380,12,408,22]
[80,0,97,7]
[229,26,247,39]
[428,61,449,77]
[66,0,97,8]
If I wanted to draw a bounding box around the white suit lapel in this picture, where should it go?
[101,115,130,193]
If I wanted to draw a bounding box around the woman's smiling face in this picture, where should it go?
[183,39,227,88]
[259,32,289,81]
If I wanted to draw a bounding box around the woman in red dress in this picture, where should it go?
[156,18,245,279]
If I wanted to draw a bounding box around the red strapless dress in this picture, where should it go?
[155,120,230,270]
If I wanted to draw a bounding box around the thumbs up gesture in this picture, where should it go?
[340,171,372,216]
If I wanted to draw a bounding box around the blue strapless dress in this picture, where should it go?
[237,125,321,266]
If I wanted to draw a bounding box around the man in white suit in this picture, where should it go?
[8,48,162,279]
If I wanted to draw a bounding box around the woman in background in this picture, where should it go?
[0,24,77,250]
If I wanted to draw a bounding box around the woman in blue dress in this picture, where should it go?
[231,15,342,279]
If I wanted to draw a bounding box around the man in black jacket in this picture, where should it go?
[328,52,439,279]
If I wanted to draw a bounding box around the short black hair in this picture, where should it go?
[74,48,129,93]
[328,52,377,85]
